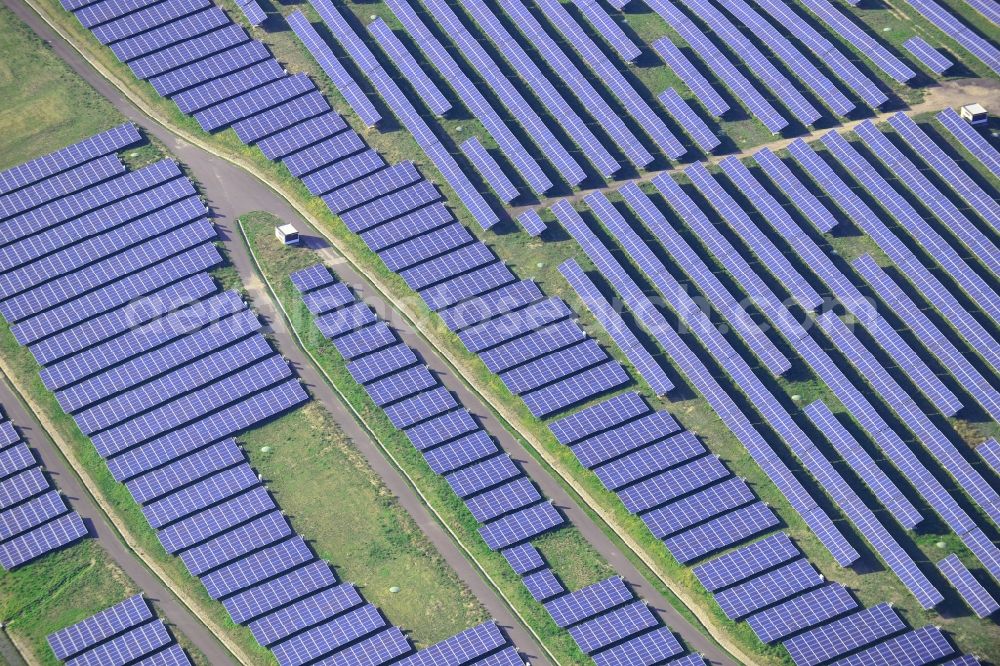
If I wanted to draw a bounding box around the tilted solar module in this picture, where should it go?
[288,9,385,126]
[64,620,170,666]
[394,622,505,666]
[549,391,649,445]
[782,604,905,666]
[746,583,857,643]
[91,0,211,45]
[903,36,952,73]
[751,147,838,233]
[544,576,632,628]
[359,203,452,253]
[304,149,385,197]
[593,431,705,491]
[500,0,652,168]
[459,297,571,353]
[533,0,686,157]
[714,558,823,620]
[363,365,438,406]
[460,138,518,204]
[523,568,565,602]
[559,259,674,395]
[445,454,520,498]
[521,361,630,418]
[125,439,246,505]
[422,430,498,475]
[978,438,1000,475]
[887,111,999,232]
[259,113,350,162]
[404,409,479,451]
[127,23,249,80]
[367,17,451,116]
[828,626,955,666]
[142,464,261,529]
[201,536,314,600]
[501,542,544,574]
[568,601,657,654]
[324,162,421,214]
[0,155,125,223]
[420,141,500,231]
[383,386,458,429]
[223,562,338,624]
[651,38,728,117]
[46,595,151,661]
[347,343,419,385]
[640,477,755,539]
[180,511,291,577]
[905,0,999,76]
[571,411,682,470]
[937,553,999,618]
[0,511,87,570]
[237,0,267,26]
[438,279,543,332]
[516,209,546,237]
[657,88,720,152]
[478,501,563,549]
[796,0,915,82]
[233,91,332,145]
[249,585,363,646]
[148,41,272,97]
[499,340,607,394]
[269,603,385,665]
[645,0,786,132]
[591,626,683,666]
[158,486,275,554]
[617,454,729,514]
[464,476,542,523]
[664,501,779,564]
[319,626,412,666]
[109,8,230,62]
[571,0,641,62]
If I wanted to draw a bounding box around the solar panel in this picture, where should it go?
[125,439,245,506]
[464,476,542,523]
[532,0,686,158]
[544,576,632,628]
[270,603,385,666]
[134,644,192,666]
[106,379,307,482]
[651,38,728,117]
[715,558,823,620]
[523,569,565,602]
[201,536,313,600]
[592,626,683,666]
[109,8,230,62]
[385,0,550,195]
[645,0,786,132]
[420,262,516,312]
[367,17,450,116]
[359,204,452,253]
[394,622,505,666]
[303,284,356,316]
[501,542,544,574]
[903,36,952,73]
[641,477,756,539]
[364,365,437,406]
[796,0,915,82]
[937,554,999,618]
[47,595,152,660]
[234,91,332,145]
[324,162,421,214]
[249,584,363,646]
[0,468,49,510]
[499,0,652,168]
[746,583,857,644]
[378,223,473,272]
[905,1,999,77]
[572,0,640,62]
[158,486,275,554]
[522,361,630,418]
[459,297,571,354]
[549,392,649,445]
[499,340,607,395]
[571,411,682,470]
[420,142,500,231]
[569,601,657,654]
[0,511,87,570]
[0,123,139,196]
[223,561,337,624]
[851,120,998,278]
[342,180,442,234]
[282,129,366,179]
[347,343,418,385]
[618,454,730,514]
[0,443,36,479]
[829,626,955,666]
[66,620,170,666]
[460,138,518,204]
[41,288,242,393]
[331,322,396,360]
[665,501,779,564]
[439,280,543,332]
[468,647,523,666]
[384,387,458,429]
[180,511,290,576]
[887,112,999,233]
[91,0,210,44]
[259,113,350,161]
[319,626,412,666]
[692,532,799,591]
[559,259,672,395]
[314,301,374,338]
[142,463,260,529]
[422,431,498,475]
[479,501,563,550]
[752,147,837,233]
[404,409,479,451]
[286,11,381,127]
[657,88,719,152]
[593,431,704,491]
[401,243,497,292]
[978,438,1000,475]
[803,400,922,529]
[445,454,520,498]
[148,41,271,97]
[237,0,266,26]
[127,24,249,80]
[782,604,905,666]
[0,155,125,222]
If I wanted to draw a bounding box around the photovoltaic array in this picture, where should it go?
[46,595,192,666]
[0,405,86,569]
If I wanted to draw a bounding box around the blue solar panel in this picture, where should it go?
[404,409,479,451]
[223,561,337,624]
[829,626,955,666]
[521,361,630,418]
[0,155,125,223]
[664,501,779,564]
[422,431,498,475]
[559,259,672,396]
[237,0,266,26]
[0,510,87,570]
[746,583,857,644]
[180,511,290,576]
[464,476,542,523]
[47,595,152,661]
[201,536,313,600]
[459,297,571,354]
[109,8,230,62]
[692,532,799,592]
[249,585,363,646]
[364,365,437,406]
[91,0,210,45]
[937,554,999,618]
[331,322,396,360]
[148,41,271,97]
[592,626,683,666]
[641,477,755,539]
[572,0,640,62]
[978,438,1000,475]
[782,604,905,666]
[270,602,385,666]
[125,439,245,505]
[359,204,452,253]
[367,17,450,116]
[544,576,632,628]
[158,486,275,554]
[906,1,999,77]
[445,454,520,499]
[324,162,421,215]
[384,387,458,429]
[420,262,516,312]
[593,431,704,491]
[715,558,823,620]
[479,501,563,550]
[571,411,682,470]
[258,113,349,161]
[395,622,505,666]
[523,569,565,602]
[903,36,952,73]
[66,620,171,666]
[657,88,719,152]
[549,392,649,445]
[534,0,686,158]
[500,0,651,168]
[501,542,544,574]
[569,602,657,654]
[142,464,260,529]
[347,343,418,385]
[651,39,727,118]
[460,138,518,204]
[439,280,543,332]
[127,24,248,80]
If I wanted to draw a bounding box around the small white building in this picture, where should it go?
[960,103,989,126]
[275,223,300,245]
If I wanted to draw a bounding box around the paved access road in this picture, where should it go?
[0,379,238,666]
[8,1,735,663]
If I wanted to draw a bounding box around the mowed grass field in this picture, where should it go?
[0,6,117,170]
